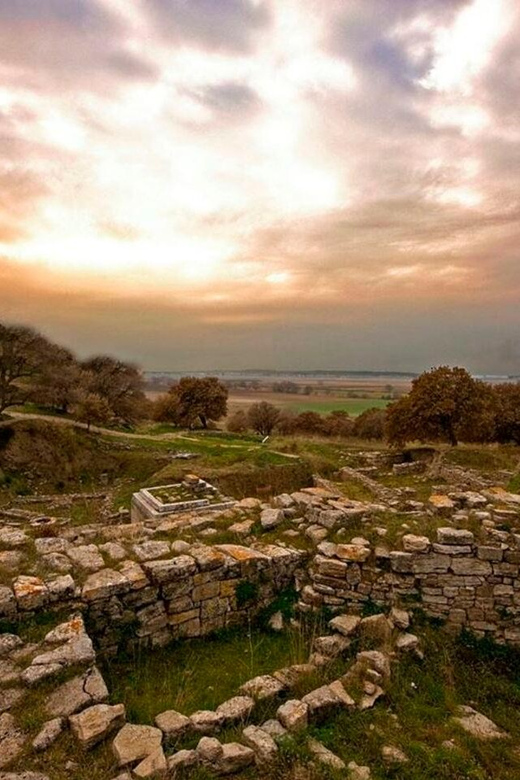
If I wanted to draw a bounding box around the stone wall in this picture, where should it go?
[0,544,305,654]
[301,528,520,645]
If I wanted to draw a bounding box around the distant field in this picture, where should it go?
[227,393,391,417]
[285,397,391,415]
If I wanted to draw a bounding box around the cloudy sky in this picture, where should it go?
[1,0,519,372]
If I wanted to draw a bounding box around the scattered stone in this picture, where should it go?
[67,545,105,572]
[82,569,129,601]
[268,611,284,631]
[240,675,285,701]
[396,633,420,652]
[216,743,255,775]
[276,700,308,731]
[32,718,64,752]
[154,710,191,739]
[359,614,392,646]
[402,534,430,553]
[308,737,346,770]
[0,712,25,768]
[167,749,197,771]
[190,710,224,734]
[112,723,163,766]
[260,508,284,530]
[242,725,278,764]
[46,666,108,718]
[197,736,223,765]
[329,614,361,637]
[382,745,408,764]
[390,608,410,630]
[133,541,170,562]
[133,747,167,778]
[216,696,254,725]
[0,689,24,714]
[348,761,372,779]
[70,703,126,749]
[13,576,48,610]
[453,706,509,740]
[0,636,22,658]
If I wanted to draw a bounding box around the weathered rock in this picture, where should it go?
[358,684,384,710]
[30,634,95,668]
[13,577,48,611]
[396,633,419,652]
[359,614,392,646]
[348,761,372,779]
[437,527,474,545]
[154,710,191,739]
[99,542,127,562]
[276,699,308,731]
[133,747,167,778]
[143,556,197,585]
[70,703,125,749]
[190,710,224,734]
[302,685,342,720]
[336,544,371,562]
[0,588,16,619]
[329,614,361,637]
[240,675,285,701]
[216,743,255,775]
[402,534,430,553]
[21,663,63,686]
[67,545,105,572]
[357,650,391,681]
[308,738,345,770]
[242,725,278,764]
[197,736,223,764]
[82,569,129,601]
[260,509,284,530]
[260,719,287,739]
[44,615,85,644]
[112,723,163,766]
[132,541,171,562]
[216,696,254,725]
[429,496,455,515]
[0,713,25,768]
[382,745,408,764]
[32,718,64,752]
[453,706,509,740]
[390,608,410,630]
[167,749,197,771]
[46,667,109,718]
[0,689,24,714]
[0,636,22,658]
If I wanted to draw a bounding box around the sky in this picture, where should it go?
[0,0,519,373]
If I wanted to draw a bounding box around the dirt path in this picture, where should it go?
[1,412,299,459]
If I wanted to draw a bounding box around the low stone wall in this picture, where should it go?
[0,544,305,654]
[301,528,520,644]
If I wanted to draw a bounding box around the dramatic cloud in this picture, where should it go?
[0,0,519,372]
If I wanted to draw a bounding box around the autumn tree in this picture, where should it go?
[353,407,386,440]
[275,410,297,435]
[75,393,111,432]
[293,411,326,435]
[158,377,228,429]
[33,346,85,414]
[385,366,493,447]
[324,410,354,438]
[493,383,520,445]
[247,401,280,436]
[153,392,181,424]
[226,410,249,433]
[0,323,57,414]
[82,356,147,425]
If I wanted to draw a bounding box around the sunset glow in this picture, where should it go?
[1,0,519,372]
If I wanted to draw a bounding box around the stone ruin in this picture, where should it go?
[131,474,235,523]
[2,462,520,778]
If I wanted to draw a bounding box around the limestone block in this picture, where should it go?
[276,699,308,731]
[82,569,129,601]
[336,544,371,562]
[239,675,285,701]
[190,710,224,734]
[13,576,48,611]
[133,747,167,777]
[437,528,474,545]
[216,696,254,725]
[67,545,104,572]
[32,718,64,752]
[329,614,361,637]
[70,703,125,749]
[143,556,197,585]
[112,723,163,766]
[132,541,171,562]
[242,725,278,764]
[154,710,191,739]
[215,742,255,774]
[0,712,25,768]
[260,509,284,530]
[46,666,109,718]
[402,535,430,554]
[451,559,492,576]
